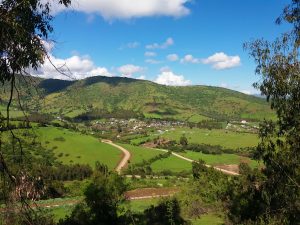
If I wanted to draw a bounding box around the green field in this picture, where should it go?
[0,104,25,118]
[180,150,259,168]
[118,143,163,164]
[151,154,192,172]
[124,198,160,213]
[37,127,121,169]
[191,213,224,225]
[118,144,192,172]
[160,128,259,149]
[63,109,87,118]
[51,206,74,222]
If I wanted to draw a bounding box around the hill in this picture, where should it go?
[1,76,274,122]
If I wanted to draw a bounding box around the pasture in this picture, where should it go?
[180,151,260,168]
[0,104,25,118]
[118,143,163,164]
[160,128,259,149]
[192,213,224,225]
[37,127,121,169]
[151,154,192,173]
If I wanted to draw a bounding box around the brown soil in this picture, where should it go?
[214,164,240,174]
[125,187,180,200]
[142,138,171,148]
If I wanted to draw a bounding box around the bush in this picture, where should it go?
[53,136,66,142]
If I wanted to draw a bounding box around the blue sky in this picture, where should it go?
[39,0,291,95]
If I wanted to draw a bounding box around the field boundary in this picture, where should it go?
[107,141,240,176]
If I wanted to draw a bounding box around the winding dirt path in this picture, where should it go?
[104,140,239,176]
[148,147,239,175]
[102,139,131,174]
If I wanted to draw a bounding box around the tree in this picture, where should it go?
[59,172,127,225]
[179,135,188,147]
[0,0,70,224]
[227,1,300,224]
[140,198,187,225]
[192,159,206,179]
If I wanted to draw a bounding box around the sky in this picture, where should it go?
[37,0,291,95]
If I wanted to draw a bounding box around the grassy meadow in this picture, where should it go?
[37,127,121,169]
[180,150,260,168]
[0,104,25,118]
[160,127,259,149]
[151,154,192,173]
[191,213,224,225]
[118,143,162,164]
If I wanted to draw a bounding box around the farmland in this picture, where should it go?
[179,150,260,168]
[151,154,192,173]
[159,127,259,149]
[118,143,162,164]
[37,126,121,169]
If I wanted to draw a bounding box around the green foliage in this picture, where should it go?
[179,164,230,222]
[138,198,188,225]
[226,1,300,224]
[58,172,127,225]
[0,0,70,84]
[53,137,66,142]
[180,135,188,146]
[192,160,207,179]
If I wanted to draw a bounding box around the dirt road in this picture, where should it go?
[105,141,239,176]
[102,139,131,174]
[0,188,177,212]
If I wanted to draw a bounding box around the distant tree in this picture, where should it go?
[95,161,109,176]
[117,124,122,133]
[192,160,207,179]
[227,1,300,224]
[179,135,188,147]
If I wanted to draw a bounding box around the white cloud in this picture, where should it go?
[137,75,146,80]
[119,41,140,50]
[181,54,200,64]
[202,52,241,70]
[145,51,157,57]
[241,90,251,95]
[126,42,140,48]
[86,14,96,23]
[167,54,179,61]
[51,0,190,21]
[30,54,112,80]
[146,37,174,49]
[42,40,55,52]
[154,71,190,86]
[145,59,161,64]
[160,66,171,72]
[220,83,228,88]
[118,64,144,77]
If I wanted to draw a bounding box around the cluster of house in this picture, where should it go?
[92,118,186,134]
[226,120,259,133]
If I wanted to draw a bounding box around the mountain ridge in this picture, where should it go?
[33,76,274,122]
[0,75,274,122]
